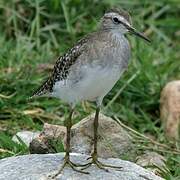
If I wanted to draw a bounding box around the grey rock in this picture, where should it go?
[30,113,133,159]
[0,153,163,180]
[12,131,40,146]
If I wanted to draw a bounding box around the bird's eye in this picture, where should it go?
[112,17,120,24]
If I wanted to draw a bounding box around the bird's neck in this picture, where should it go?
[110,29,126,39]
[97,28,125,40]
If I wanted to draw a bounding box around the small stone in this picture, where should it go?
[0,153,163,180]
[136,151,168,176]
[29,136,53,154]
[42,123,66,139]
[12,131,40,146]
[29,124,66,154]
[160,80,180,139]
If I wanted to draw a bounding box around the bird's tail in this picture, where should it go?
[29,78,52,99]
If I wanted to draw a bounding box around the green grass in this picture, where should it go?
[0,0,180,179]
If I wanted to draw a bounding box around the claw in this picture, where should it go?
[49,158,89,179]
[81,155,122,172]
[81,163,92,170]
[70,160,90,167]
[87,156,92,160]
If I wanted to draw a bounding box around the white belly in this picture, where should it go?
[52,65,123,105]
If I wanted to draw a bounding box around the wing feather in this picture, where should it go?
[30,38,88,98]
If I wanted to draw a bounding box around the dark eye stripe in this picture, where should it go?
[104,16,126,26]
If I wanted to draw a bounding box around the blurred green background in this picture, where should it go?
[0,0,179,179]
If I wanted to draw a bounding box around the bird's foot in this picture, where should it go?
[80,153,123,172]
[49,155,89,179]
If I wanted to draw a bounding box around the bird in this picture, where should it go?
[31,8,150,177]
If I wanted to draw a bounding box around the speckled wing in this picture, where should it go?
[31,37,88,98]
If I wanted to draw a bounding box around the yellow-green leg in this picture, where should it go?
[50,109,88,179]
[81,107,122,172]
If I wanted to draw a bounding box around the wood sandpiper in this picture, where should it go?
[31,8,150,177]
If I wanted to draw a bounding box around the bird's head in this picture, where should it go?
[101,8,150,43]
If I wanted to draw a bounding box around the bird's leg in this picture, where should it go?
[50,109,88,179]
[81,106,122,171]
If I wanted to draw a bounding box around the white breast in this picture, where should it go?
[52,65,123,106]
